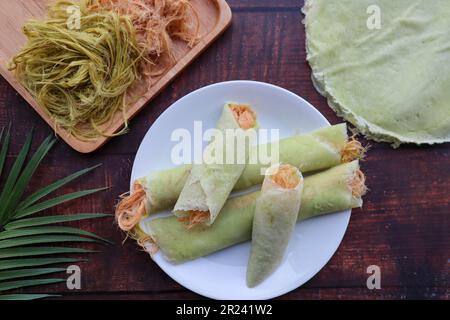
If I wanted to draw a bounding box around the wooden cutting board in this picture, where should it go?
[0,0,232,153]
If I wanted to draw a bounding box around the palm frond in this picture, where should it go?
[0,235,100,249]
[15,165,102,213]
[13,188,108,220]
[5,213,111,230]
[0,127,110,300]
[0,247,97,259]
[0,278,65,292]
[0,258,83,271]
[0,125,11,177]
[0,135,57,223]
[0,226,111,243]
[0,268,65,281]
[0,130,34,224]
[0,294,59,300]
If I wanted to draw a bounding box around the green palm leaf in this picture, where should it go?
[15,165,102,213]
[0,226,110,243]
[0,258,83,271]
[5,213,110,230]
[0,294,59,300]
[0,125,11,177]
[0,235,100,249]
[0,268,65,281]
[0,136,57,222]
[0,278,65,292]
[0,127,110,300]
[13,188,108,220]
[0,130,33,224]
[0,247,96,259]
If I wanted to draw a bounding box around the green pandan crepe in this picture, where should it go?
[139,161,365,264]
[174,103,257,226]
[247,164,304,288]
[304,0,450,147]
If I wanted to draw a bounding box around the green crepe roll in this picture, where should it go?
[139,161,366,264]
[174,103,258,226]
[247,164,304,288]
[116,124,364,231]
[234,122,350,190]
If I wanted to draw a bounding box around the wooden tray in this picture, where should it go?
[0,0,232,153]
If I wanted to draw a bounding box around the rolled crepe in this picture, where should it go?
[139,161,366,264]
[174,103,257,226]
[247,164,304,288]
[116,124,364,231]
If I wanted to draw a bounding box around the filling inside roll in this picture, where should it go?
[341,134,366,163]
[230,104,257,130]
[271,164,302,189]
[351,168,367,198]
[178,210,210,227]
[116,182,147,232]
[177,104,257,228]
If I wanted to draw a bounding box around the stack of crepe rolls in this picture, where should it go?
[116,122,365,232]
[247,164,304,287]
[174,103,258,226]
[140,160,366,263]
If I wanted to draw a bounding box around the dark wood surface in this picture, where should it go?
[0,0,449,300]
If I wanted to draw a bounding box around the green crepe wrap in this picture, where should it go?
[116,124,362,232]
[123,124,356,220]
[247,165,304,288]
[304,0,450,146]
[174,103,256,225]
[139,161,365,264]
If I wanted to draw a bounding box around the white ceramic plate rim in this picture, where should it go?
[131,80,351,300]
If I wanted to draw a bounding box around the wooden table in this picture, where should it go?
[1,0,448,300]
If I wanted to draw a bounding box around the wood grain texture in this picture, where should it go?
[0,0,232,153]
[0,0,449,300]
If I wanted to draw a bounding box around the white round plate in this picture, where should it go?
[132,81,351,300]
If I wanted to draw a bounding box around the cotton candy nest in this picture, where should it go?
[304,0,450,147]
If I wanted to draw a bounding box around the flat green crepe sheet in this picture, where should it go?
[304,0,450,146]
[174,104,251,225]
[142,161,361,264]
[247,168,304,288]
[139,123,348,214]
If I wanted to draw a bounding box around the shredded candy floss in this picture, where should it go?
[230,104,257,130]
[178,211,210,229]
[89,0,200,77]
[341,135,366,163]
[10,0,143,140]
[271,164,302,189]
[351,169,368,199]
[10,0,200,140]
[116,182,147,232]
